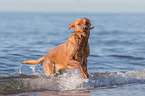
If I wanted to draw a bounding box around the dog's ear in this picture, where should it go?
[68,22,75,30]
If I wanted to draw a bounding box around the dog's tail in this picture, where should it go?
[21,56,44,65]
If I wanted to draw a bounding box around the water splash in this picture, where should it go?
[0,69,145,94]
[18,64,37,74]
[18,64,22,74]
[30,65,36,73]
[58,70,89,90]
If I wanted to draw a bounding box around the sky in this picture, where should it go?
[0,0,145,13]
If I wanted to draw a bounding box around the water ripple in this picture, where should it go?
[111,55,145,60]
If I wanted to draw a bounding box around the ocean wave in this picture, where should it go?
[0,69,145,94]
[111,55,145,60]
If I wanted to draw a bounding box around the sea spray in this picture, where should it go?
[30,65,36,73]
[126,69,145,80]
[87,70,145,88]
[19,64,37,74]
[58,70,89,90]
[18,64,22,74]
[1,69,145,94]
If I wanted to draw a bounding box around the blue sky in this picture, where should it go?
[0,0,145,13]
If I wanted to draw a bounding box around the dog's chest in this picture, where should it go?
[75,42,87,60]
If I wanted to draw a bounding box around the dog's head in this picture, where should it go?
[68,18,94,38]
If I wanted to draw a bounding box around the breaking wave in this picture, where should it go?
[0,69,145,94]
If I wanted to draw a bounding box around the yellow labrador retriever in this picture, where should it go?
[22,18,94,78]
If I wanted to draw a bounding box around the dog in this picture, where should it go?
[22,18,94,78]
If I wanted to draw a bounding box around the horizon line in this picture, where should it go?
[0,11,145,14]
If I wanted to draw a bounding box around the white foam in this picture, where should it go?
[87,69,145,88]
[126,69,145,80]
[1,69,145,93]
[58,70,89,90]
[30,65,36,73]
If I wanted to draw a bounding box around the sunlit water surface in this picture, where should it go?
[0,12,145,95]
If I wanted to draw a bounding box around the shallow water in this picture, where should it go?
[0,12,145,95]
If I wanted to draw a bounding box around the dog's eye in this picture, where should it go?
[78,23,81,25]
[86,22,89,25]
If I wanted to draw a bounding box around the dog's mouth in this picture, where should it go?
[71,27,94,36]
[80,31,88,37]
[71,31,89,37]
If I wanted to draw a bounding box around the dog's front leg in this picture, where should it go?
[82,59,87,72]
[67,59,89,78]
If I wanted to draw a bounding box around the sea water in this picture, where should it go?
[0,12,145,95]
